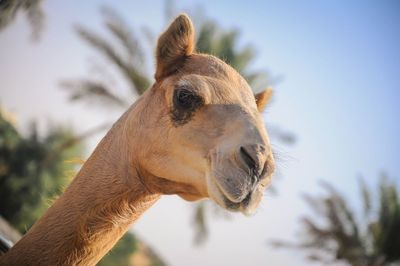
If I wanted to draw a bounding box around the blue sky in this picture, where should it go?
[1,1,399,265]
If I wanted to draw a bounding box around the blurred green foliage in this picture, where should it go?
[272,175,400,266]
[0,109,81,233]
[98,232,137,266]
[99,232,166,266]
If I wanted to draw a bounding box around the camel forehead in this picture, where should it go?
[179,54,255,103]
[182,54,242,83]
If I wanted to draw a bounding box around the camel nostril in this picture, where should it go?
[240,146,258,173]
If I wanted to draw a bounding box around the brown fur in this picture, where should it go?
[0,14,275,265]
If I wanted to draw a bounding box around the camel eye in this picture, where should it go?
[173,88,203,110]
[171,87,204,126]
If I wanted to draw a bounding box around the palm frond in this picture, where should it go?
[359,177,372,218]
[375,175,400,262]
[101,6,145,65]
[192,202,208,245]
[274,176,400,265]
[214,30,238,66]
[267,126,296,145]
[233,45,255,73]
[23,0,44,40]
[61,80,129,109]
[0,0,45,39]
[76,25,126,70]
[196,21,218,54]
[75,25,150,96]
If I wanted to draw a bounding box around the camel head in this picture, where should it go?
[131,14,275,215]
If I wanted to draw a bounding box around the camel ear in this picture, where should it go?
[155,14,195,81]
[255,87,273,112]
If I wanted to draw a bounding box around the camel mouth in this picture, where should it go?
[206,148,273,215]
[222,189,253,211]
[206,170,261,215]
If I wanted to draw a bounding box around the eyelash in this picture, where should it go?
[171,87,205,126]
[173,88,203,110]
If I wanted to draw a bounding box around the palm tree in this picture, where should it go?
[61,5,294,245]
[0,107,82,233]
[272,175,400,266]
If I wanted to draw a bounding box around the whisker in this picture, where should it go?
[270,143,297,171]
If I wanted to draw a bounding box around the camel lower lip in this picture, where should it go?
[222,191,252,211]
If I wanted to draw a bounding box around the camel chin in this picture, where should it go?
[204,169,265,216]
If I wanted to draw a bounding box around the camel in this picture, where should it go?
[0,14,275,265]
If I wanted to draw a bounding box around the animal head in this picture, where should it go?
[130,14,275,215]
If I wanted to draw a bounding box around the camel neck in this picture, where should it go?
[0,111,161,266]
